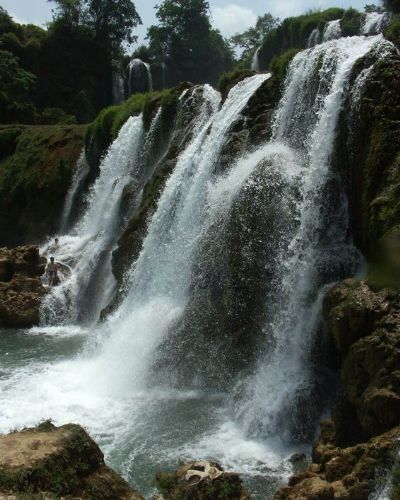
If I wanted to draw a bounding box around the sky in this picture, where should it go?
[1,0,370,41]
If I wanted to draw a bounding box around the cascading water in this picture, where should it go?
[307,28,321,48]
[251,47,261,71]
[128,58,153,95]
[362,12,390,35]
[323,19,342,41]
[0,32,396,500]
[41,115,145,326]
[59,151,90,234]
[235,34,395,444]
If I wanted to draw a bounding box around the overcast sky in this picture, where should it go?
[1,0,370,41]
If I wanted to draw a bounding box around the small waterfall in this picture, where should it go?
[323,19,342,42]
[144,62,153,92]
[161,62,167,88]
[362,12,390,35]
[251,47,261,71]
[59,152,90,234]
[41,115,145,325]
[307,28,321,48]
[128,58,153,95]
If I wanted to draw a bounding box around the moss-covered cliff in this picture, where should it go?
[0,124,86,246]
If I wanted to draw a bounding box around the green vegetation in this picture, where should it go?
[270,48,300,82]
[146,0,234,85]
[384,0,400,13]
[258,8,347,69]
[0,124,85,244]
[85,86,187,171]
[217,69,255,99]
[230,13,279,60]
[385,16,400,47]
[0,1,142,124]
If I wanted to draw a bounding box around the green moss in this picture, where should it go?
[217,69,255,99]
[0,124,85,244]
[85,88,182,172]
[385,15,400,48]
[259,8,344,69]
[341,8,363,36]
[269,48,300,81]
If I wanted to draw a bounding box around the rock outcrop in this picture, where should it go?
[0,421,143,499]
[155,461,250,500]
[274,424,400,499]
[324,279,400,440]
[0,245,46,328]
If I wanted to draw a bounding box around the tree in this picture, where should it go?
[364,4,385,13]
[48,0,142,53]
[0,49,36,121]
[230,13,279,60]
[147,0,233,85]
[383,0,400,12]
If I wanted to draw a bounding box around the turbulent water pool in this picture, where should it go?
[0,327,294,498]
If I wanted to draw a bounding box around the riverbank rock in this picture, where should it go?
[155,461,250,500]
[0,245,46,328]
[0,421,143,499]
[274,425,400,500]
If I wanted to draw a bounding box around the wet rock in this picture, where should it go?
[323,278,389,356]
[0,246,47,328]
[155,461,250,500]
[274,425,400,500]
[0,421,143,499]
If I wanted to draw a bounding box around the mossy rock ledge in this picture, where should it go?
[0,421,143,499]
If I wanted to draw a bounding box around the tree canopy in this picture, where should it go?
[146,0,233,85]
[383,0,400,12]
[48,0,142,54]
[230,13,280,60]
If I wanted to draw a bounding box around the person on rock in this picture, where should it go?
[46,257,59,287]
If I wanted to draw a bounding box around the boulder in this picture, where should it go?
[0,245,47,328]
[0,421,143,499]
[155,461,250,500]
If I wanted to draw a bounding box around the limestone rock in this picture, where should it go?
[274,426,400,500]
[155,461,250,500]
[323,279,389,355]
[0,421,143,499]
[0,245,47,328]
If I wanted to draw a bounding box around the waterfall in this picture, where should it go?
[235,35,394,444]
[307,28,321,48]
[128,58,153,95]
[144,62,153,92]
[362,12,390,35]
[323,19,342,42]
[41,115,145,326]
[59,152,90,234]
[0,32,396,499]
[251,47,261,71]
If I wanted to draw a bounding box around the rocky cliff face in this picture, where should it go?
[0,245,46,328]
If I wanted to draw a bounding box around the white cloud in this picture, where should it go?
[211,4,257,38]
